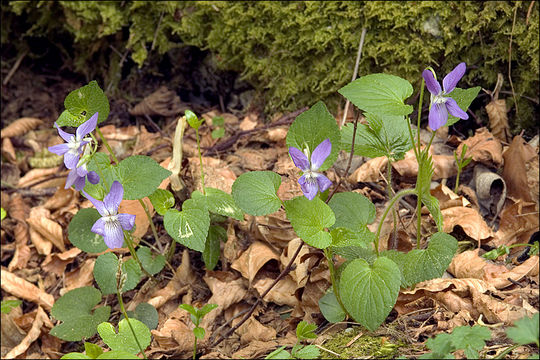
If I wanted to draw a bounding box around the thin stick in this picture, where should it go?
[340,28,367,128]
[3,49,28,86]
[508,3,519,116]
[210,241,305,347]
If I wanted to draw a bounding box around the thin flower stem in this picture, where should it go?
[494,344,520,359]
[95,127,119,165]
[406,116,419,160]
[375,189,417,257]
[192,336,197,360]
[416,194,422,249]
[386,158,398,249]
[116,289,148,359]
[195,128,206,195]
[324,248,348,316]
[138,198,163,253]
[123,231,156,281]
[417,78,425,150]
[166,240,176,264]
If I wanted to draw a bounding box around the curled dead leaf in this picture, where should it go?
[457,127,503,167]
[189,156,237,193]
[1,267,54,310]
[26,207,65,252]
[492,199,538,248]
[62,258,96,295]
[118,198,152,238]
[17,167,62,188]
[239,113,258,131]
[442,207,493,242]
[502,135,537,202]
[29,227,52,255]
[7,223,31,271]
[487,99,510,143]
[4,306,50,359]
[473,165,506,217]
[1,117,43,139]
[231,241,280,285]
[2,137,16,163]
[348,156,388,183]
[42,248,81,277]
[280,238,310,288]
[43,187,77,211]
[129,86,185,117]
[469,286,536,325]
[252,275,299,307]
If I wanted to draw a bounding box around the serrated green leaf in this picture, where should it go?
[284,196,335,249]
[96,351,139,359]
[384,232,457,288]
[60,81,110,126]
[115,156,171,200]
[97,318,151,355]
[328,192,376,247]
[84,342,104,359]
[136,246,165,275]
[339,257,401,331]
[192,187,244,220]
[1,299,22,314]
[415,150,443,231]
[293,345,320,359]
[318,290,346,323]
[203,226,226,270]
[331,245,377,263]
[446,87,481,126]
[164,207,210,252]
[148,189,175,216]
[450,325,491,359]
[61,353,91,359]
[296,321,317,341]
[341,113,413,161]
[93,253,142,295]
[265,346,292,359]
[507,313,539,346]
[193,326,205,340]
[68,208,108,253]
[232,171,282,216]
[422,332,455,359]
[286,101,340,171]
[50,287,111,341]
[422,195,443,232]
[339,74,413,117]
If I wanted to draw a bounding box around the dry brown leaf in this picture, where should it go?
[234,316,277,344]
[17,167,62,188]
[231,340,281,359]
[9,193,29,222]
[129,86,185,117]
[469,286,536,325]
[4,306,50,359]
[239,113,258,131]
[295,279,330,323]
[457,127,503,167]
[8,222,31,272]
[280,238,310,288]
[189,156,237,193]
[442,207,493,242]
[252,275,299,307]
[430,184,471,209]
[348,156,388,183]
[118,198,152,238]
[249,212,296,249]
[43,187,77,211]
[492,199,538,248]
[1,267,54,310]
[99,124,140,141]
[1,117,43,138]
[29,227,52,255]
[231,241,280,285]
[41,248,81,276]
[393,148,457,180]
[152,310,193,354]
[502,135,537,202]
[487,99,510,143]
[1,137,16,163]
[266,127,288,143]
[62,258,96,295]
[235,148,278,171]
[40,333,63,359]
[0,303,27,357]
[473,165,507,217]
[204,272,248,316]
[26,207,65,252]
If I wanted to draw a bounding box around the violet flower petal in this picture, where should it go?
[310,139,331,170]
[103,181,123,215]
[117,213,136,231]
[48,143,70,156]
[57,127,74,143]
[300,180,319,201]
[76,165,89,177]
[428,103,448,130]
[73,175,86,191]
[83,191,107,217]
[64,152,80,169]
[316,174,332,193]
[289,147,310,171]
[65,169,79,189]
[422,69,441,95]
[76,112,98,139]
[103,220,124,249]
[87,171,100,184]
[298,174,307,185]
[445,98,469,120]
[442,62,466,93]
[91,217,106,237]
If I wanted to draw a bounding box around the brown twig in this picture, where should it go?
[203,107,308,155]
[326,112,360,203]
[210,241,305,348]
[3,49,28,86]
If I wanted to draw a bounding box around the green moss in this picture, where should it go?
[320,326,404,359]
[2,1,538,131]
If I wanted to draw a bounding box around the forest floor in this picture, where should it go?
[1,53,539,359]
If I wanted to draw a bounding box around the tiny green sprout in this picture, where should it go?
[185,109,204,130]
[453,143,472,193]
[1,207,6,221]
[1,299,22,314]
[211,116,225,139]
[179,303,218,360]
[483,241,539,260]
[265,321,320,359]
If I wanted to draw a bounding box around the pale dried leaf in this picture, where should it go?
[17,167,61,188]
[42,248,81,276]
[99,124,140,140]
[189,156,237,193]
[27,207,65,252]
[4,307,50,359]
[493,200,538,248]
[62,258,96,295]
[9,193,29,223]
[1,137,16,163]
[29,227,52,255]
[1,268,54,310]
[239,113,258,131]
[348,156,388,183]
[231,241,280,285]
[469,286,536,325]
[118,198,152,238]
[502,135,537,202]
[266,127,288,143]
[152,317,193,353]
[252,275,299,307]
[486,99,510,143]
[280,238,310,287]
[457,127,503,167]
[204,272,248,316]
[473,165,507,217]
[129,86,185,117]
[8,222,31,271]
[1,117,43,138]
[43,187,76,211]
[442,207,493,242]
[430,184,470,209]
[235,316,277,344]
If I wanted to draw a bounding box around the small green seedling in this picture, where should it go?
[179,303,218,360]
[483,241,539,260]
[265,321,320,359]
[453,144,472,193]
[211,116,225,139]
[1,207,6,221]
[420,325,491,359]
[1,299,22,314]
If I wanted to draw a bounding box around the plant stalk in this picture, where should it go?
[138,198,163,253]
[195,128,206,195]
[324,248,348,316]
[116,290,148,359]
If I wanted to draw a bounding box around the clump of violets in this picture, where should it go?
[48,113,100,190]
[83,181,135,249]
[289,139,332,200]
[422,62,469,130]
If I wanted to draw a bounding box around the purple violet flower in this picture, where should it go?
[48,113,98,169]
[289,138,332,201]
[65,163,100,191]
[83,181,135,249]
[422,63,469,130]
